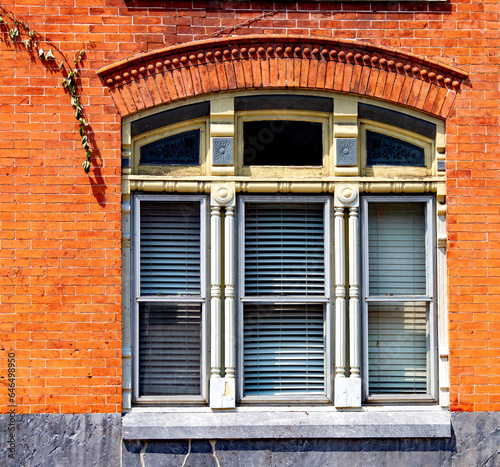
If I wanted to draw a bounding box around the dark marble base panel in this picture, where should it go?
[1,412,499,466]
[0,413,121,467]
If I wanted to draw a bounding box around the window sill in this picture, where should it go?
[122,408,450,440]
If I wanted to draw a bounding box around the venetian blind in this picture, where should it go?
[368,202,426,296]
[243,304,325,395]
[244,202,325,296]
[140,201,201,296]
[368,302,428,394]
[139,303,202,396]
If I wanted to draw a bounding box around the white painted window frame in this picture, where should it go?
[132,194,210,405]
[236,195,334,405]
[360,195,438,404]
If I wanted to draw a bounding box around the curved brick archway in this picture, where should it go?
[98,35,467,119]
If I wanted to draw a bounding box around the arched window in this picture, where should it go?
[120,91,447,410]
[101,35,465,413]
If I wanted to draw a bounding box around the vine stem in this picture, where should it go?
[0,7,92,173]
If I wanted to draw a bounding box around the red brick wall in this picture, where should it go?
[0,0,499,413]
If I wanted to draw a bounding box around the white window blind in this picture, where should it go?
[244,202,325,296]
[240,199,329,399]
[139,303,202,396]
[243,304,325,395]
[368,302,428,394]
[364,199,433,398]
[140,201,201,296]
[368,202,426,296]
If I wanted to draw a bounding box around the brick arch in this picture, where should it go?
[98,35,467,119]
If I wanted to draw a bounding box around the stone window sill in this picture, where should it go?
[122,409,451,440]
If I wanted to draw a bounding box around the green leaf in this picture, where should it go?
[82,160,91,173]
[59,61,65,70]
[38,48,45,59]
[0,16,4,24]
[9,28,19,41]
[45,49,55,60]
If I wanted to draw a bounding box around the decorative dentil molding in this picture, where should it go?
[98,35,467,120]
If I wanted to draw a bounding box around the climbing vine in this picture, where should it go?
[0,8,92,173]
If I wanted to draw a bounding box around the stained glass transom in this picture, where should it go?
[140,130,200,166]
[366,131,425,167]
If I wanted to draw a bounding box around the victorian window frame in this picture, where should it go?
[121,92,448,411]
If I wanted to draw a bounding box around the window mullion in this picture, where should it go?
[333,184,362,409]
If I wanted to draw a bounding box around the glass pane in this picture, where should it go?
[139,303,202,396]
[140,129,200,165]
[243,120,323,166]
[368,302,428,395]
[244,304,325,396]
[244,202,325,296]
[140,201,201,296]
[366,131,425,167]
[368,202,426,295]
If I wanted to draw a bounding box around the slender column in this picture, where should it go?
[348,206,361,378]
[210,183,235,408]
[334,206,346,378]
[121,193,132,410]
[210,205,222,379]
[224,205,236,379]
[334,184,361,407]
[437,204,449,408]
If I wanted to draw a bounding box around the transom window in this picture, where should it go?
[243,121,323,166]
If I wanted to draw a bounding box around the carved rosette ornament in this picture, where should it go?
[212,137,234,166]
[336,139,357,166]
[212,183,235,206]
[335,183,359,208]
